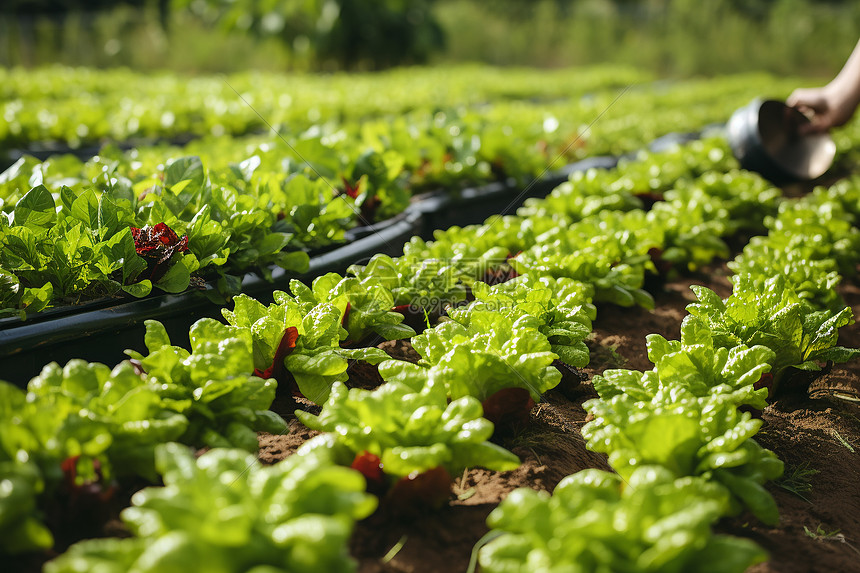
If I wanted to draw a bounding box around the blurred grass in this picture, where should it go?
[0,0,858,78]
[434,0,860,78]
[0,8,295,73]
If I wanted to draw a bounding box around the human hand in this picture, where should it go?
[787,85,858,133]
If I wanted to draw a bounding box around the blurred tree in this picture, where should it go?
[173,0,445,70]
[0,0,170,66]
[0,0,171,28]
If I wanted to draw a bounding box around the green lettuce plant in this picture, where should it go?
[126,319,287,454]
[727,241,843,311]
[0,383,53,555]
[220,295,389,404]
[0,320,291,554]
[0,154,363,316]
[0,185,160,310]
[382,309,561,403]
[817,175,860,223]
[0,363,186,555]
[727,194,860,310]
[635,317,776,409]
[344,148,411,221]
[673,169,780,233]
[347,253,468,310]
[684,274,860,385]
[24,359,192,481]
[285,273,415,344]
[401,215,558,286]
[766,195,860,276]
[296,379,520,483]
[646,188,730,270]
[450,274,594,368]
[582,383,783,525]
[517,167,644,221]
[44,443,377,573]
[479,466,767,573]
[511,210,660,308]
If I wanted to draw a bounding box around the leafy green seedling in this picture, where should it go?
[775,462,819,503]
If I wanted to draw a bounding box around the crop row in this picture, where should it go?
[0,152,354,318]
[3,133,859,571]
[0,65,650,150]
[0,110,718,317]
[474,145,860,572]
[485,181,860,572]
[0,126,778,319]
[6,66,860,321]
[0,66,803,157]
[0,91,684,317]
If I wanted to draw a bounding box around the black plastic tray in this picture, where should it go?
[0,209,423,386]
[1,135,200,172]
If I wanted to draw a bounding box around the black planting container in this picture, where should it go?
[0,209,423,386]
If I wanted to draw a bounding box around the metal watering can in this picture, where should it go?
[726,98,836,185]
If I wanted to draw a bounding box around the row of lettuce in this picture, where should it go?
[0,89,722,318]
[0,65,648,149]
[5,65,860,319]
[2,137,858,572]
[0,123,768,319]
[0,149,359,317]
[1,65,797,156]
[479,168,860,570]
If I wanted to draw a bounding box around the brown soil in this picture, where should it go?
[258,262,860,573]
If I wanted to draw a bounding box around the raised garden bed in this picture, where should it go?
[0,151,622,386]
[5,117,860,573]
[0,207,423,385]
[256,262,860,573]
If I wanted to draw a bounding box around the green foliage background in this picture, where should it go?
[0,0,858,77]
